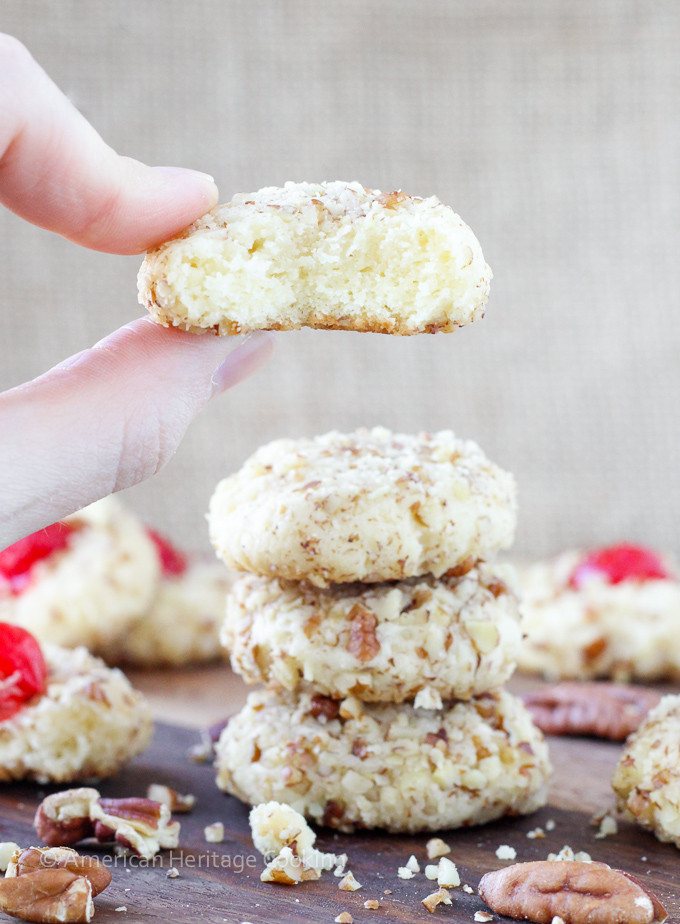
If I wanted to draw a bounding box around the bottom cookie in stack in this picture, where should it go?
[214,687,550,833]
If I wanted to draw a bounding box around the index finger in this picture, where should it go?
[0,33,218,254]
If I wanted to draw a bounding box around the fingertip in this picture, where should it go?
[151,164,219,211]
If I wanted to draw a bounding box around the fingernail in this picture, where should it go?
[153,166,218,202]
[211,331,276,395]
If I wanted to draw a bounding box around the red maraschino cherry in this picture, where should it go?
[0,521,76,594]
[570,543,670,589]
[146,528,188,577]
[0,623,48,721]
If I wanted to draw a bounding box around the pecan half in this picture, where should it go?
[35,788,180,861]
[522,682,662,740]
[347,605,380,663]
[6,847,111,897]
[478,861,667,924]
[0,868,94,924]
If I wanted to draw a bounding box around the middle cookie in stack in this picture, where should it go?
[211,428,551,833]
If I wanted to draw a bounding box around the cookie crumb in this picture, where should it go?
[474,913,493,922]
[338,871,362,891]
[495,845,516,860]
[335,914,353,924]
[463,884,474,894]
[526,827,545,839]
[426,837,451,859]
[545,818,556,831]
[364,899,380,910]
[204,821,225,843]
[405,854,420,873]
[166,867,179,879]
[593,813,618,839]
[397,866,415,879]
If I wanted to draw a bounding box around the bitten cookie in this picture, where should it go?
[517,544,680,682]
[215,688,551,833]
[209,428,517,587]
[612,694,680,849]
[0,497,160,650]
[0,645,152,783]
[223,562,522,702]
[103,560,235,667]
[138,181,491,336]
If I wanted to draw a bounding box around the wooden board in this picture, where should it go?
[1,723,679,923]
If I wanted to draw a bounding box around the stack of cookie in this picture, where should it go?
[211,427,551,833]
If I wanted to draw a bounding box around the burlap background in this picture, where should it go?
[2,1,679,559]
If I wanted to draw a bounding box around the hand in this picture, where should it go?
[0,35,274,548]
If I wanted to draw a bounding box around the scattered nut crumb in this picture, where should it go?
[364,899,380,910]
[146,783,195,813]
[474,913,493,923]
[260,847,320,885]
[397,866,415,879]
[495,845,517,860]
[526,827,545,839]
[0,842,20,872]
[426,837,451,859]
[204,822,225,843]
[422,887,452,913]
[593,813,618,839]
[115,908,128,913]
[338,871,362,891]
[547,846,592,863]
[335,914,353,924]
[436,856,460,888]
[425,864,439,881]
[463,884,474,894]
[166,867,180,878]
[383,889,392,895]
[545,818,556,831]
[405,854,420,873]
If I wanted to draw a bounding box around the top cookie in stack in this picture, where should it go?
[212,428,551,833]
[138,181,491,336]
[209,427,516,587]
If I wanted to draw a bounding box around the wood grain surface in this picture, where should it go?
[1,721,679,923]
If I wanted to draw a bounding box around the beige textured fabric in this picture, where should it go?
[2,1,679,557]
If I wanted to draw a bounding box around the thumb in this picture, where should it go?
[0,320,274,548]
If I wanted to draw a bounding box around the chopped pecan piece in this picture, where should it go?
[478,861,667,924]
[309,694,340,720]
[346,605,380,662]
[522,682,662,740]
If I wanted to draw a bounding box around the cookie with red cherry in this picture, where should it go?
[518,543,680,681]
[0,623,151,783]
[101,530,235,667]
[0,497,160,650]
